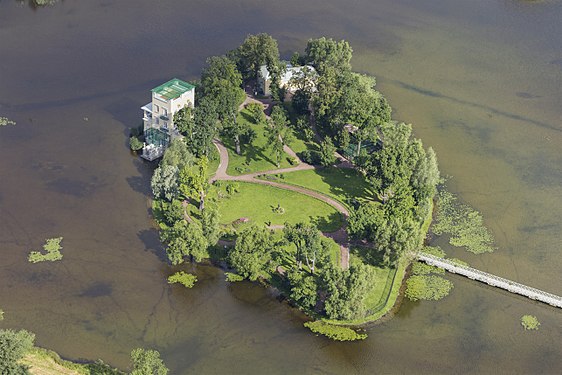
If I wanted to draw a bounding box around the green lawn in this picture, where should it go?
[218,182,343,232]
[223,109,293,175]
[267,167,375,206]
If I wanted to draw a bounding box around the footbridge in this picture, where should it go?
[417,253,562,308]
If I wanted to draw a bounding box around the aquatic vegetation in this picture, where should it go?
[304,321,367,341]
[225,272,245,282]
[28,237,63,263]
[432,190,495,254]
[167,271,197,288]
[405,275,453,301]
[0,117,16,126]
[520,315,540,330]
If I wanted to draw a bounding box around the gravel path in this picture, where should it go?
[211,139,351,269]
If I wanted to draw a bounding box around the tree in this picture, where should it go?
[266,106,292,167]
[229,225,274,281]
[231,33,280,82]
[245,102,266,125]
[173,106,194,137]
[287,269,318,309]
[289,66,317,115]
[305,37,353,75]
[319,136,337,166]
[201,205,221,246]
[130,348,168,375]
[321,262,375,320]
[178,156,209,211]
[160,138,195,171]
[0,329,35,375]
[283,222,326,274]
[199,56,246,154]
[151,165,179,201]
[190,96,219,157]
[162,220,208,264]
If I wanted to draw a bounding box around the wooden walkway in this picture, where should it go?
[417,253,562,308]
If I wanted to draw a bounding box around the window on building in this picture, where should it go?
[163,108,168,116]
[154,105,159,113]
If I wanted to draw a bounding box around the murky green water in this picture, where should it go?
[1,0,560,373]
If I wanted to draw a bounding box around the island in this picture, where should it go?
[135,34,441,340]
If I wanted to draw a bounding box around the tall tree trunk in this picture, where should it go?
[199,190,206,211]
[356,139,362,157]
[235,134,241,155]
[311,258,315,275]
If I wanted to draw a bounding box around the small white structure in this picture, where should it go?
[141,78,195,161]
[257,63,316,97]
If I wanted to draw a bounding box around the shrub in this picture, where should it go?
[304,321,367,341]
[167,271,197,288]
[298,150,321,165]
[226,182,240,195]
[0,329,35,374]
[130,136,144,151]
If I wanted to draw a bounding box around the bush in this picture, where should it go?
[130,348,168,375]
[298,150,321,165]
[130,136,144,151]
[28,237,63,263]
[304,321,367,341]
[167,271,197,288]
[226,182,240,195]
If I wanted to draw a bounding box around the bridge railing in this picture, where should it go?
[417,253,562,308]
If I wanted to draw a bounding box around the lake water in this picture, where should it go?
[0,0,561,373]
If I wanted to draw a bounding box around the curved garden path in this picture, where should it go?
[211,139,350,269]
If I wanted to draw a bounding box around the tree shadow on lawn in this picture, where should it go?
[311,211,344,233]
[222,134,278,171]
[351,244,387,268]
[317,167,376,203]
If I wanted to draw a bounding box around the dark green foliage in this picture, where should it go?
[151,165,180,201]
[304,321,367,341]
[231,33,280,81]
[432,190,495,254]
[130,348,168,375]
[298,150,321,165]
[229,225,275,281]
[160,139,195,171]
[287,269,318,309]
[0,329,35,375]
[245,102,266,125]
[161,220,208,264]
[305,37,353,75]
[321,262,376,320]
[319,136,337,166]
[283,222,328,274]
[129,136,144,151]
[201,205,221,246]
[266,106,293,167]
[173,106,194,137]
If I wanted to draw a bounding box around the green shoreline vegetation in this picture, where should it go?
[0,328,167,375]
[147,34,443,339]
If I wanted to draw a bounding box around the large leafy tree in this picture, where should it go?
[162,220,208,264]
[190,96,219,157]
[287,269,318,310]
[178,156,209,211]
[283,222,327,274]
[265,106,292,167]
[231,33,280,82]
[173,106,194,137]
[160,138,195,171]
[229,225,275,281]
[0,329,35,375]
[321,262,375,320]
[151,165,179,202]
[305,37,353,75]
[201,204,221,246]
[199,56,246,154]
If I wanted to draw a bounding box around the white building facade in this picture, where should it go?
[141,78,195,161]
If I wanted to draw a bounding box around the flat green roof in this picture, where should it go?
[151,78,194,100]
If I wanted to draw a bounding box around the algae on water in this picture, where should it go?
[28,237,63,263]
